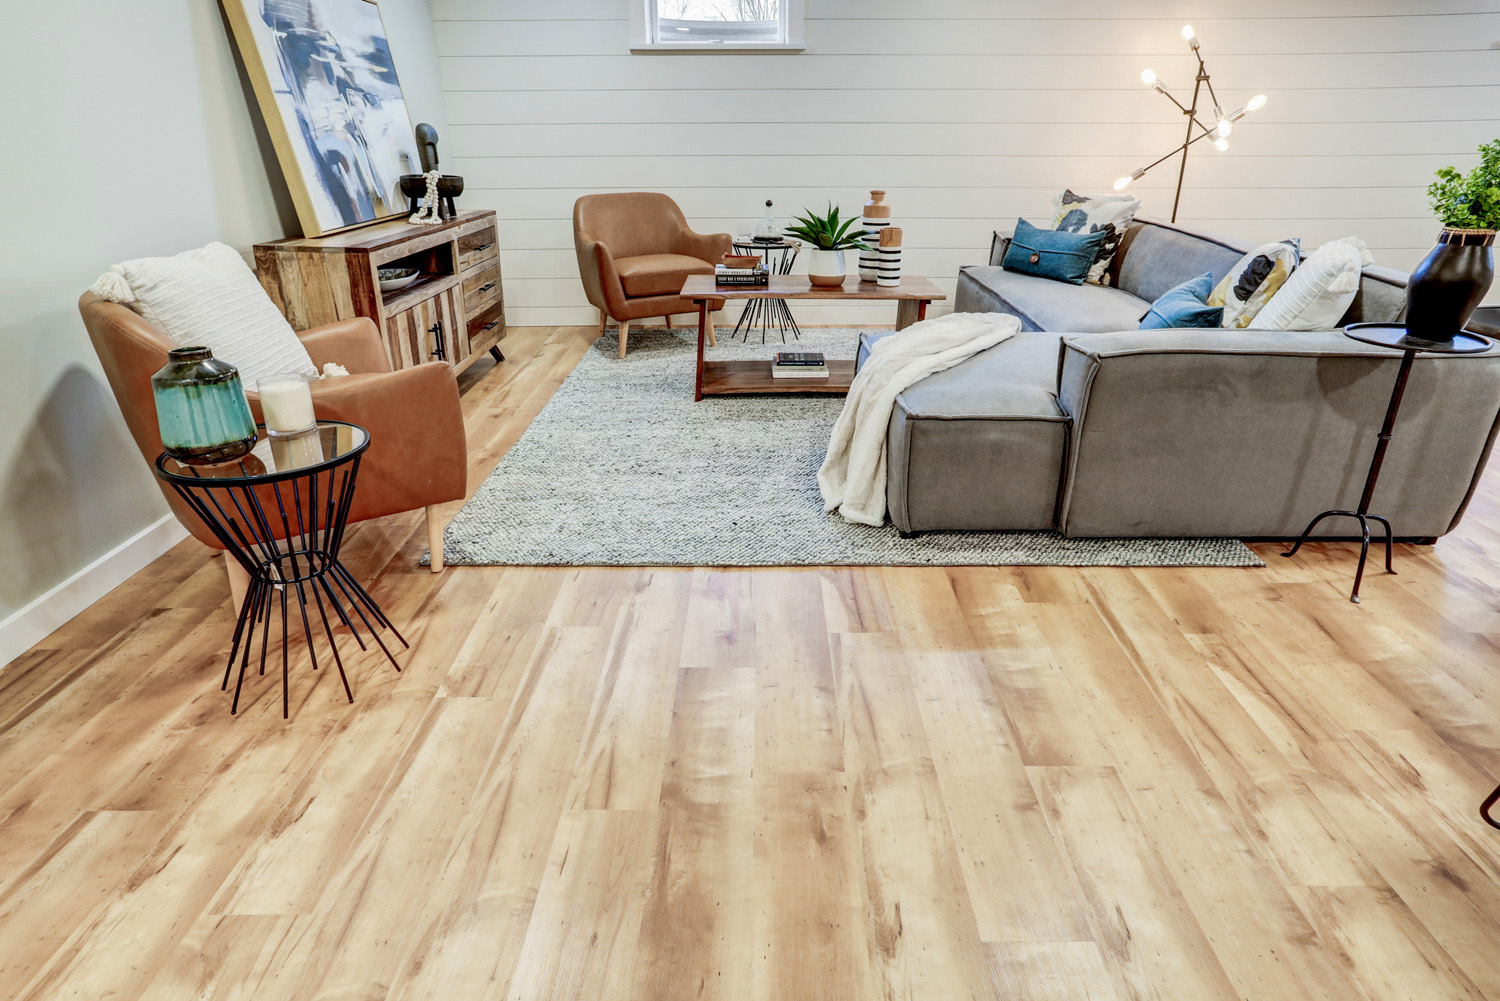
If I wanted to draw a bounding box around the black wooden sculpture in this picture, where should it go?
[400,123,464,220]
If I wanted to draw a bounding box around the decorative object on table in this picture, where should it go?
[772,350,829,378]
[1112,25,1267,223]
[1407,139,1499,342]
[876,227,904,288]
[1001,219,1109,285]
[1050,190,1140,286]
[729,238,802,344]
[219,0,421,237]
[784,204,871,288]
[256,210,506,372]
[859,190,892,282]
[435,328,1260,569]
[1251,236,1372,331]
[722,254,763,270]
[400,123,465,223]
[1207,239,1300,328]
[257,372,318,437]
[756,199,780,240]
[572,192,729,358]
[377,267,419,292]
[151,347,258,465]
[92,241,319,388]
[1138,272,1223,329]
[155,422,409,717]
[681,272,946,399]
[715,263,769,287]
[1282,322,1494,602]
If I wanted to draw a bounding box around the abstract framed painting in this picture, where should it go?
[221,0,420,236]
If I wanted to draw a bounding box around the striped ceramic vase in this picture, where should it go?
[859,190,892,282]
[877,227,903,287]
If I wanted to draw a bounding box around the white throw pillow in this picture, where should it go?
[1050,189,1141,286]
[91,242,317,387]
[1251,237,1373,331]
[1209,240,1300,329]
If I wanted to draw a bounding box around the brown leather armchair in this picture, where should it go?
[78,294,468,598]
[573,192,731,357]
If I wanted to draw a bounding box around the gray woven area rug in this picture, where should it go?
[439,327,1262,568]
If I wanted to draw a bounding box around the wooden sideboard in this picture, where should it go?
[254,210,505,375]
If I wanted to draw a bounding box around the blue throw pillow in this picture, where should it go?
[1002,219,1109,285]
[1139,272,1223,328]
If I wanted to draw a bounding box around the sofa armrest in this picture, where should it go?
[989,227,1015,267]
[297,317,392,374]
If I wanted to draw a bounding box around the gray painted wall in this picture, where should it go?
[0,0,447,645]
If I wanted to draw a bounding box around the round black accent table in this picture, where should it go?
[1281,322,1493,603]
[730,238,802,344]
[155,421,408,717]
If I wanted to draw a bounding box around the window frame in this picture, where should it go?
[629,0,805,53]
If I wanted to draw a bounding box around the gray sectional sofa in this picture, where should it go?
[857,217,1500,540]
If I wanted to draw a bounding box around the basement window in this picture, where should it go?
[631,0,805,52]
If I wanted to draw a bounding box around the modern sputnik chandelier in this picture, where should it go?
[1114,25,1267,223]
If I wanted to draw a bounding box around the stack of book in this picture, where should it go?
[715,264,769,287]
[771,351,829,379]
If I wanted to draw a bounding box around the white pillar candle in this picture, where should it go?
[257,373,316,436]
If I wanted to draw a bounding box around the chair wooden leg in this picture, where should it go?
[598,308,607,337]
[426,505,446,573]
[663,315,673,328]
[705,310,717,347]
[225,555,250,614]
[618,318,630,359]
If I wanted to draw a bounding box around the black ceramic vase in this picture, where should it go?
[1405,228,1495,342]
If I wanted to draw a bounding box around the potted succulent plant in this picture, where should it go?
[785,204,870,287]
[1410,139,1499,341]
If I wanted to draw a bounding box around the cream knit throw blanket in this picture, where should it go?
[819,311,1019,526]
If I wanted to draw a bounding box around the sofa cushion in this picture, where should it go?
[615,253,714,297]
[859,330,1069,531]
[955,266,1150,333]
[1139,273,1222,329]
[1112,220,1251,303]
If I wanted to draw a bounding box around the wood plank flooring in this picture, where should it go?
[2,323,1499,1000]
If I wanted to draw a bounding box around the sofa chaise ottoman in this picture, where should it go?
[858,217,1500,539]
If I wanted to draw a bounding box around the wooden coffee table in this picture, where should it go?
[682,274,947,400]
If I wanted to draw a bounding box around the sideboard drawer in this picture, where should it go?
[458,227,497,271]
[462,264,502,316]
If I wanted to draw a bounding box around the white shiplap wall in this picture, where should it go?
[432,0,1500,326]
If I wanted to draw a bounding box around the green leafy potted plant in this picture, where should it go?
[785,204,870,287]
[1409,139,1499,341]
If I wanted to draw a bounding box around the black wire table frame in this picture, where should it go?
[1281,322,1493,604]
[730,239,802,344]
[155,422,408,718]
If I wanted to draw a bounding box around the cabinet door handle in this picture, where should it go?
[429,321,447,361]
[471,242,492,252]
[476,281,496,294]
[481,319,501,332]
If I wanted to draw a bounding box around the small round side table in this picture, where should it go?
[731,238,802,344]
[155,421,408,718]
[1281,322,1493,603]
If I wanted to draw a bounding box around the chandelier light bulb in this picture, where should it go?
[1216,119,1233,138]
[1114,168,1147,191]
[1140,68,1157,87]
[1182,24,1199,49]
[1213,137,1229,152]
[1246,93,1268,112]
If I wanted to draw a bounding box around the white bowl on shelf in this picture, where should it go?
[378,268,420,292]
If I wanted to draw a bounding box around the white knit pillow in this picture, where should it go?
[1251,237,1374,331]
[90,242,317,387]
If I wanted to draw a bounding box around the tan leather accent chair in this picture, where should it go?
[573,192,731,357]
[78,293,468,604]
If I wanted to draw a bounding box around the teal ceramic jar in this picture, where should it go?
[151,347,258,465]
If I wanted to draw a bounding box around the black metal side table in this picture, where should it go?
[1282,322,1493,603]
[155,421,408,717]
[731,238,801,343]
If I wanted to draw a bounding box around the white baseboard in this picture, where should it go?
[0,515,189,670]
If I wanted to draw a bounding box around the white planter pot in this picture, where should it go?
[807,248,847,287]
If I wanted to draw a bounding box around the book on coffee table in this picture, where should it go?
[772,351,829,378]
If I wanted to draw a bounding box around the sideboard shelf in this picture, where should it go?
[254,209,505,375]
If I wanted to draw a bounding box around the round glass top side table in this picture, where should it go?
[155,421,408,717]
[731,238,802,344]
[1281,322,1493,604]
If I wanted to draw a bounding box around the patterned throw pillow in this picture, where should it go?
[1209,240,1301,328]
[1050,189,1141,286]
